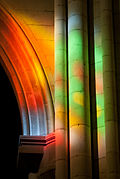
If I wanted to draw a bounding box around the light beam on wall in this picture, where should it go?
[0,4,54,136]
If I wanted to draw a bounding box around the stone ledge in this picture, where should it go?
[19,132,55,154]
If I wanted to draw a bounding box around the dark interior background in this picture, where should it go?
[0,60,42,179]
[0,61,22,178]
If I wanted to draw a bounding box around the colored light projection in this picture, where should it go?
[94,31,106,157]
[68,10,91,178]
[68,11,90,135]
[16,12,54,94]
[1,0,54,94]
[0,5,54,136]
[55,15,68,146]
[68,29,84,127]
[55,34,67,111]
[54,2,68,177]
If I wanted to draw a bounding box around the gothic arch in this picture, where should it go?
[0,4,54,136]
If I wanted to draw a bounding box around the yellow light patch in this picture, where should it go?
[69,109,83,127]
[97,106,102,118]
[73,92,84,106]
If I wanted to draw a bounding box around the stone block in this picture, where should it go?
[71,155,91,178]
[70,125,91,157]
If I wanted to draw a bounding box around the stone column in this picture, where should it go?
[101,0,120,178]
[54,0,68,179]
[94,0,107,178]
[68,0,92,178]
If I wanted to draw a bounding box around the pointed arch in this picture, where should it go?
[0,4,54,136]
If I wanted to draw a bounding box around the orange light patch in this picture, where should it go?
[72,61,84,81]
[95,73,103,94]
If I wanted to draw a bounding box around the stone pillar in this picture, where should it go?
[94,0,107,178]
[68,0,92,178]
[101,0,120,178]
[54,0,68,179]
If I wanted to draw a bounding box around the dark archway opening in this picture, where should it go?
[0,61,22,178]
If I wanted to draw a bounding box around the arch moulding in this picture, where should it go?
[0,4,54,136]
